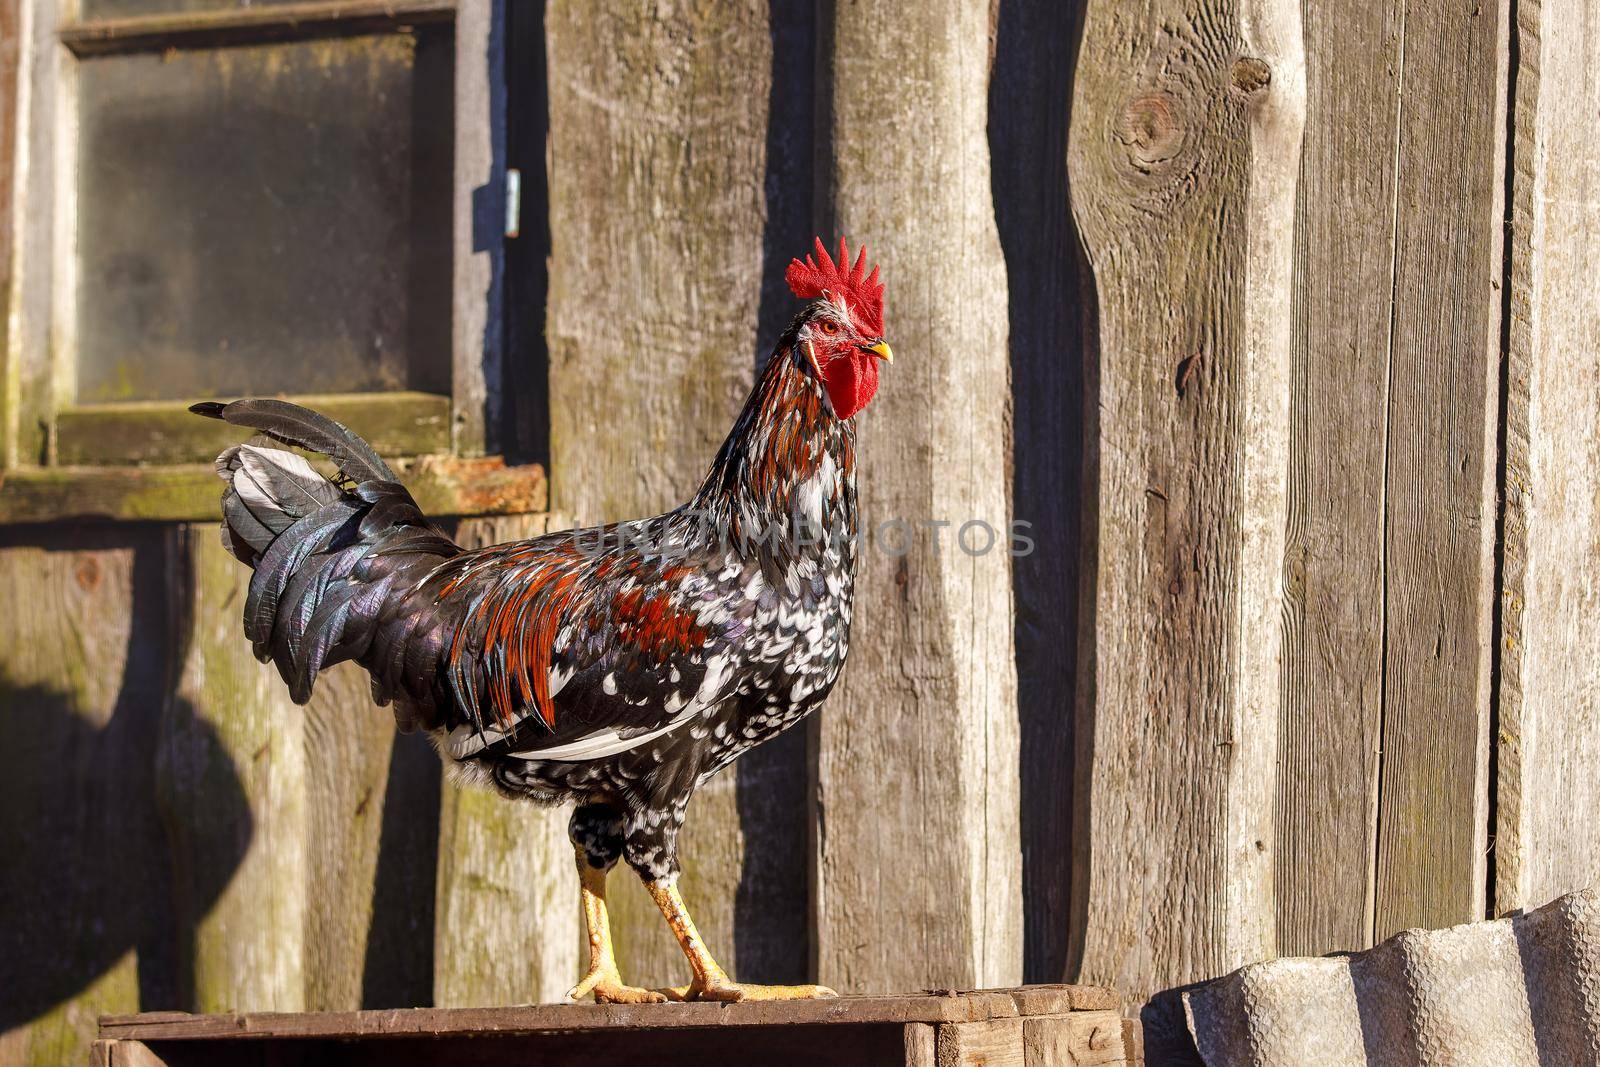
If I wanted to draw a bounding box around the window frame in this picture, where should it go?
[0,0,541,524]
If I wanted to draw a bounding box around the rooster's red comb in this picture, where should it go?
[786,236,884,337]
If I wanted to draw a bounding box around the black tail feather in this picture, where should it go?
[201,398,462,716]
[191,398,396,484]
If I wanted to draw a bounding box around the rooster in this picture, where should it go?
[193,238,890,1003]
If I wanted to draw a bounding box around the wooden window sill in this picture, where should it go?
[60,0,458,56]
[0,454,545,525]
[55,392,453,468]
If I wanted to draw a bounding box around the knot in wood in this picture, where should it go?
[1230,56,1272,94]
[74,557,101,591]
[1114,91,1185,182]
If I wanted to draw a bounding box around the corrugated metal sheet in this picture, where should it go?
[1183,888,1600,1065]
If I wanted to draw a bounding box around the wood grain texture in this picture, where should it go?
[1021,1013,1130,1067]
[1495,0,1600,914]
[937,1019,1023,1067]
[905,1022,938,1067]
[0,0,18,469]
[543,0,810,989]
[432,514,575,1006]
[812,0,1022,994]
[1273,0,1401,959]
[0,456,547,526]
[162,526,308,1013]
[60,0,456,56]
[55,393,452,467]
[1065,0,1304,1035]
[1372,0,1506,940]
[9,0,65,467]
[101,987,1082,1039]
[450,0,498,458]
[301,666,402,1009]
[0,530,174,1067]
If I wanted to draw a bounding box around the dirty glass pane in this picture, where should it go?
[75,30,454,403]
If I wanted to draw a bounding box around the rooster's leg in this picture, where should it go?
[644,880,837,1002]
[567,806,665,1004]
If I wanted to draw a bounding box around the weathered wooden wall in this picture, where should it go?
[1494,0,1600,920]
[1066,0,1302,1054]
[811,0,1022,993]
[9,0,1600,1064]
[542,0,813,990]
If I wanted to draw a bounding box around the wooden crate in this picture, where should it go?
[94,986,1141,1066]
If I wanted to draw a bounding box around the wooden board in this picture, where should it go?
[988,0,1092,985]
[0,456,546,525]
[431,514,577,1007]
[449,0,497,458]
[1494,0,1600,914]
[300,659,415,1010]
[1271,0,1402,960]
[100,987,1120,1038]
[542,0,810,989]
[0,528,173,1066]
[54,393,452,467]
[1064,0,1304,1050]
[60,0,456,56]
[0,0,18,470]
[162,525,309,1014]
[811,0,1023,995]
[97,993,1130,1067]
[1371,0,1506,939]
[937,1018,1024,1067]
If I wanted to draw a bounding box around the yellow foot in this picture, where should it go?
[662,979,838,1003]
[567,967,668,1004]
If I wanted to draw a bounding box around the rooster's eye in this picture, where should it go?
[819,321,840,335]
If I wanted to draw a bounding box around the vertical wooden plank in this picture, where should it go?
[543,2,808,988]
[0,530,174,1067]
[1495,0,1600,914]
[432,514,575,1006]
[301,667,403,1009]
[988,0,1092,985]
[936,1019,1024,1067]
[1274,0,1402,958]
[0,0,20,469]
[359,727,442,1009]
[1021,1013,1129,1067]
[451,0,501,457]
[1065,0,1303,1040]
[9,0,63,467]
[161,525,307,1013]
[812,0,1022,993]
[1373,0,1507,939]
[904,1022,938,1067]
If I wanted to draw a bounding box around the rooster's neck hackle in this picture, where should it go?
[692,341,857,549]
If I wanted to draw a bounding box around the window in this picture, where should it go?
[0,0,536,521]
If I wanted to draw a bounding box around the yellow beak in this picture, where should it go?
[865,339,893,363]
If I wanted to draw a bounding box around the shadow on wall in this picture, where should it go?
[0,525,255,1034]
[731,0,820,986]
[989,0,1096,986]
[0,683,252,1032]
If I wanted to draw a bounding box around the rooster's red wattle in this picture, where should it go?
[193,238,891,1003]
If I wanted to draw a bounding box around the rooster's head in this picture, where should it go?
[786,237,891,420]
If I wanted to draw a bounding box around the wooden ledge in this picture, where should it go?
[97,987,1139,1066]
[0,455,546,524]
[102,986,1118,1039]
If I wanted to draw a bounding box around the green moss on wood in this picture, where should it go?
[0,456,547,524]
[56,392,451,467]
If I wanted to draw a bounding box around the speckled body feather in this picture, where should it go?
[196,314,862,883]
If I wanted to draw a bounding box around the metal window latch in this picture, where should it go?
[505,168,522,239]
